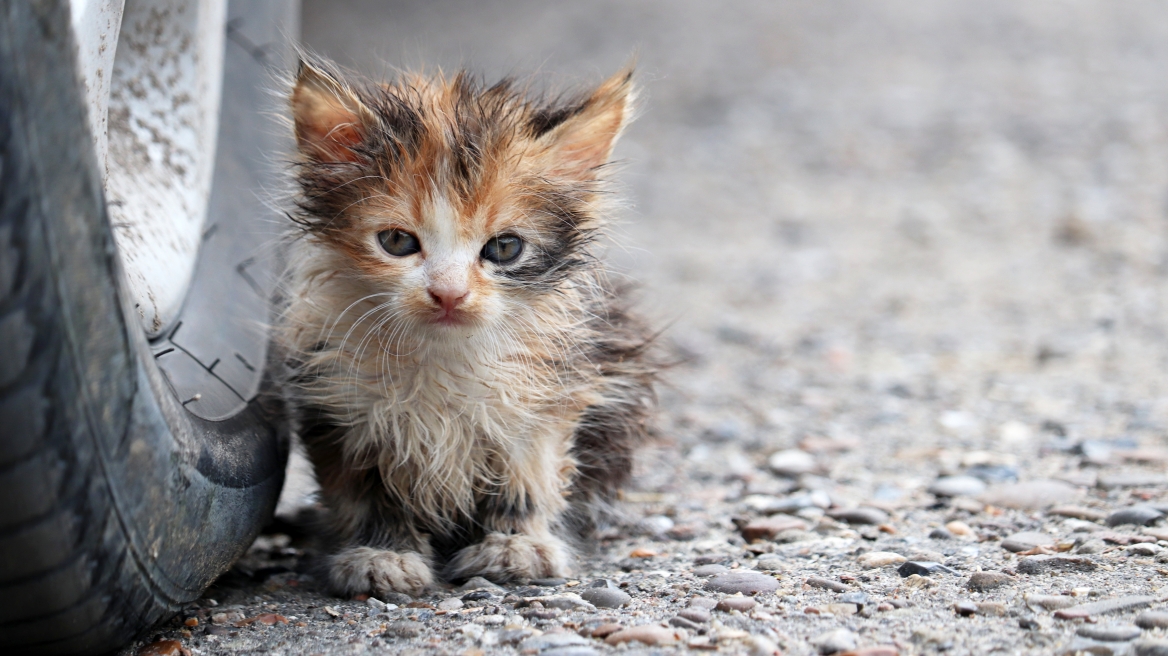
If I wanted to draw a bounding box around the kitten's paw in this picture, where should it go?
[447,532,571,583]
[328,546,433,597]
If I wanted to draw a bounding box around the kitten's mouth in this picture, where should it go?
[430,309,467,327]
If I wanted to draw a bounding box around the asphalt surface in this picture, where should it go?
[123,2,1168,654]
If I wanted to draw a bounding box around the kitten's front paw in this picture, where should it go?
[328,546,433,597]
[447,532,570,583]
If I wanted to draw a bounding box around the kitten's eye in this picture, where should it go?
[378,229,420,257]
[481,234,524,265]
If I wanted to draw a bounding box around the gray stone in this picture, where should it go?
[837,591,869,606]
[578,588,631,608]
[767,449,817,477]
[1076,539,1108,554]
[637,515,675,536]
[813,628,857,655]
[807,576,850,592]
[530,577,567,587]
[688,597,718,610]
[693,564,730,577]
[754,554,785,571]
[1077,624,1142,642]
[520,633,592,652]
[897,561,956,577]
[1099,472,1168,489]
[678,607,711,623]
[928,475,987,497]
[953,600,978,616]
[826,507,889,525]
[966,464,1019,483]
[1054,596,1157,619]
[1136,640,1168,656]
[979,480,1079,510]
[460,576,506,593]
[1050,505,1109,522]
[1128,543,1162,557]
[526,594,595,611]
[966,571,1012,591]
[1107,506,1165,527]
[1061,638,1127,655]
[541,649,598,656]
[715,596,758,612]
[1001,531,1057,552]
[668,615,702,630]
[1136,611,1168,629]
[706,571,779,595]
[1026,594,1077,611]
[1017,555,1098,575]
[384,621,424,638]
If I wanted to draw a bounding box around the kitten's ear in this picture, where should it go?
[292,59,373,163]
[538,68,636,179]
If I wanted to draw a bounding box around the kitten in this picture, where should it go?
[280,57,656,598]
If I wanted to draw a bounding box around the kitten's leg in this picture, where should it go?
[327,545,434,598]
[446,524,571,583]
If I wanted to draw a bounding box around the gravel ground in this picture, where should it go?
[125,2,1168,655]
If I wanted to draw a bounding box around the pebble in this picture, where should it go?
[928,475,986,497]
[1054,596,1157,619]
[768,449,818,476]
[1077,624,1143,642]
[838,591,870,606]
[857,551,907,568]
[531,577,568,587]
[637,515,675,536]
[210,610,244,624]
[754,554,786,571]
[1107,506,1165,527]
[705,571,779,595]
[1001,531,1056,552]
[678,608,711,623]
[740,515,809,541]
[1050,505,1108,522]
[813,628,858,654]
[1136,640,1168,656]
[137,641,183,656]
[979,480,1078,510]
[1137,612,1168,629]
[966,464,1019,483]
[897,561,955,577]
[578,588,631,608]
[526,594,595,611]
[836,648,900,656]
[827,507,889,525]
[1017,555,1098,574]
[945,520,974,536]
[689,597,719,610]
[693,564,730,577]
[966,571,1012,591]
[604,625,680,646]
[715,596,758,612]
[1098,472,1168,489]
[1026,594,1077,610]
[953,600,978,617]
[460,576,506,593]
[1128,543,1162,556]
[1076,539,1107,554]
[668,615,702,630]
[929,528,953,540]
[384,621,425,638]
[589,623,624,638]
[520,633,592,652]
[475,614,506,626]
[749,635,782,656]
[807,576,850,592]
[438,597,464,611]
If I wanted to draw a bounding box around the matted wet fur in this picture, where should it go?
[280,56,656,598]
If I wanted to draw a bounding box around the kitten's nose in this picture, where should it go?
[427,285,468,313]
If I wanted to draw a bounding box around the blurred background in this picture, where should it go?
[300,1,1168,489]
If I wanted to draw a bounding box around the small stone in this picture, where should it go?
[678,607,711,623]
[669,615,702,630]
[578,588,631,608]
[525,594,595,611]
[1076,539,1107,554]
[589,623,624,638]
[1128,543,1161,556]
[530,577,568,587]
[438,597,464,611]
[460,576,506,593]
[953,600,978,617]
[977,602,1007,616]
[1098,471,1168,489]
[748,635,782,656]
[837,591,869,606]
[637,515,675,536]
[137,641,182,656]
[367,597,388,612]
[823,603,859,616]
[836,648,900,656]
[588,578,620,589]
[857,551,907,568]
[1077,624,1142,642]
[1135,640,1168,656]
[715,596,758,612]
[1001,531,1057,552]
[693,564,730,577]
[462,590,497,602]
[1050,505,1108,522]
[385,621,425,638]
[966,571,1012,591]
[768,449,818,477]
[604,625,680,646]
[706,571,779,595]
[807,576,850,592]
[929,528,953,540]
[740,516,808,541]
[1146,528,1168,541]
[946,520,975,536]
[628,547,658,558]
[1137,611,1168,629]
[897,561,955,577]
[928,475,987,497]
[902,574,933,588]
[520,632,592,651]
[966,464,1019,483]
[252,613,286,626]
[1107,506,1165,527]
[688,596,718,610]
[475,614,506,626]
[826,507,889,525]
[1055,596,1158,620]
[813,628,858,654]
[754,554,786,571]
[1017,555,1098,575]
[540,647,597,656]
[1027,594,1077,610]
[979,480,1079,510]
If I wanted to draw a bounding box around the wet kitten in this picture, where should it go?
[281,58,656,597]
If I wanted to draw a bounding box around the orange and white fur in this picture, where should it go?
[281,58,656,598]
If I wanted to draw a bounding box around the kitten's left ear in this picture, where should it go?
[537,68,636,179]
[292,59,374,163]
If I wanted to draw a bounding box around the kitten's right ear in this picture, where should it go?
[292,59,372,163]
